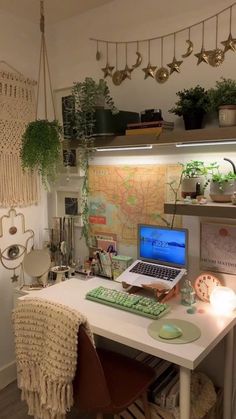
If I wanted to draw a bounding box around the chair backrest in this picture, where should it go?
[73,325,112,411]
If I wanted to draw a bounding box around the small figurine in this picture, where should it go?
[231,192,236,205]
[180,279,196,306]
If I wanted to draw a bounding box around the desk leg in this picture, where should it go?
[179,366,191,419]
[224,328,234,419]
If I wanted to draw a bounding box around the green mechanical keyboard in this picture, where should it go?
[86,286,170,320]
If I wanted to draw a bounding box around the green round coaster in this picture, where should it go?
[148,318,201,344]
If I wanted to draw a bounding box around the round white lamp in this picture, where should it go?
[210,286,236,315]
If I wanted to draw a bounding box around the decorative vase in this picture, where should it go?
[210,180,236,202]
[218,105,236,127]
[183,112,204,130]
[181,177,204,199]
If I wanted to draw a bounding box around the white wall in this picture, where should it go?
[0,10,47,389]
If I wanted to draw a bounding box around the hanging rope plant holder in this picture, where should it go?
[20,0,62,189]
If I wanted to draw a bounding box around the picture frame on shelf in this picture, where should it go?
[200,221,236,275]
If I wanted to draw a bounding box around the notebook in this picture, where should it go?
[116,224,188,290]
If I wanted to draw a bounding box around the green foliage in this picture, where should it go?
[181,160,207,178]
[169,85,210,116]
[208,78,236,111]
[20,119,62,188]
[69,77,118,247]
[71,77,118,142]
[181,161,218,178]
[211,171,236,192]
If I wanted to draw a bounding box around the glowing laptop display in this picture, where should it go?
[116,224,188,289]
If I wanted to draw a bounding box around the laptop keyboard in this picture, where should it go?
[130,262,180,282]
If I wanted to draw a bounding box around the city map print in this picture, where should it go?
[89,164,182,245]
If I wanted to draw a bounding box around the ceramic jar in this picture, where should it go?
[219,105,236,127]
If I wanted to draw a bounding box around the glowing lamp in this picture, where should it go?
[210,286,236,315]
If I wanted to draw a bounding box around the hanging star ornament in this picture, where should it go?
[221,33,236,53]
[167,57,183,74]
[122,64,134,80]
[194,48,209,65]
[101,63,114,78]
[142,62,157,79]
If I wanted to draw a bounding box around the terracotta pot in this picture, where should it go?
[219,105,236,127]
[210,179,236,202]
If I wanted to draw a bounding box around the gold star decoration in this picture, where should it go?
[221,33,236,53]
[194,48,209,65]
[11,272,19,282]
[167,57,183,74]
[142,62,157,79]
[122,64,134,80]
[101,63,114,78]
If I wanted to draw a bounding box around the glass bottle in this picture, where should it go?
[180,279,196,306]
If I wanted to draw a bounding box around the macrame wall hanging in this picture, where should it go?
[0,63,39,207]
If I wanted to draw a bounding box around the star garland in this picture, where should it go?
[91,2,236,84]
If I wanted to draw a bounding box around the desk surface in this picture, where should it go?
[22,277,236,370]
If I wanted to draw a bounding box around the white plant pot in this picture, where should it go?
[210,179,236,202]
[181,177,204,198]
[219,105,236,127]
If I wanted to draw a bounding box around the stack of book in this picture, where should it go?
[125,120,174,135]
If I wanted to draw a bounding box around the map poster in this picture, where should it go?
[200,222,236,274]
[88,164,182,246]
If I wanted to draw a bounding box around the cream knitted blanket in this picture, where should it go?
[12,297,94,419]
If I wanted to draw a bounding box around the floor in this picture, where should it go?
[0,381,112,419]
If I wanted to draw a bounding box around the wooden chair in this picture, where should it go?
[73,326,156,419]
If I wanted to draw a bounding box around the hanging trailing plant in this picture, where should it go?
[68,77,118,246]
[20,1,62,189]
[20,119,62,187]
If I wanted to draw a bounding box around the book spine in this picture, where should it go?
[125,127,162,135]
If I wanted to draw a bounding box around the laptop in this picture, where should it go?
[116,224,188,290]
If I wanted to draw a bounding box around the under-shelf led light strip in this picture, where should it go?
[96,145,153,151]
[176,140,236,147]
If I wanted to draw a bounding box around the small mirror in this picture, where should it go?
[23,249,51,286]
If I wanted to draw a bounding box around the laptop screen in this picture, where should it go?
[138,224,188,269]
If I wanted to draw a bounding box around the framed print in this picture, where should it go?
[54,87,73,140]
[54,87,83,175]
[200,222,236,274]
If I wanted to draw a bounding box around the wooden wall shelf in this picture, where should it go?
[63,126,236,149]
[164,201,236,219]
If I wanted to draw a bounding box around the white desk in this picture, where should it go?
[21,277,236,419]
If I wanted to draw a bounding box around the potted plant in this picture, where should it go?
[67,77,118,246]
[210,158,236,202]
[20,119,62,188]
[180,160,217,198]
[208,78,236,127]
[169,85,210,130]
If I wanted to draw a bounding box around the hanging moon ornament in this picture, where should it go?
[155,67,169,83]
[132,51,143,68]
[182,40,194,58]
[96,50,102,61]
